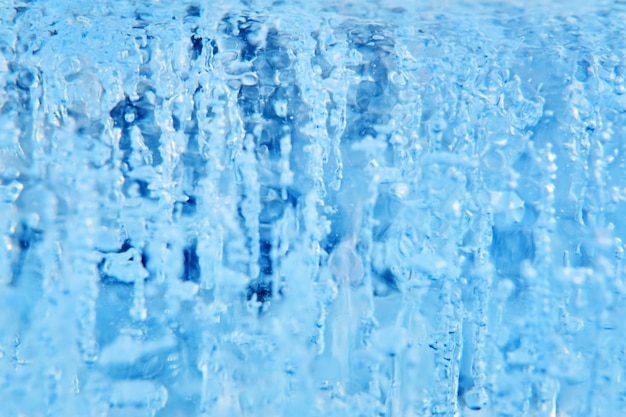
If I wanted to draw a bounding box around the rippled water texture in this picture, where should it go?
[1,1,626,416]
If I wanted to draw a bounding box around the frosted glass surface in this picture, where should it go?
[1,1,626,416]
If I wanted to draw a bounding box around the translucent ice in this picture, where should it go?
[1,0,626,416]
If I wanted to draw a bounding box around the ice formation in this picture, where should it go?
[1,0,626,416]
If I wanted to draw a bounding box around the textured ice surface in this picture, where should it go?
[1,0,626,416]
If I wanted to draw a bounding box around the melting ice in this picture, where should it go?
[1,0,626,416]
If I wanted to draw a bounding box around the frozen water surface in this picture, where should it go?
[1,0,626,415]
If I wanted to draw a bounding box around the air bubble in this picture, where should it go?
[241,72,258,86]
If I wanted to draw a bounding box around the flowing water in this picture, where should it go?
[1,1,626,416]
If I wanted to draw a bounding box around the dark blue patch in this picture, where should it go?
[110,94,159,150]
[119,131,132,158]
[373,269,399,297]
[239,85,260,101]
[140,251,148,269]
[323,231,340,255]
[259,239,272,275]
[210,39,219,55]
[311,53,333,79]
[136,180,151,198]
[99,273,134,287]
[186,5,201,17]
[490,227,535,276]
[182,195,197,216]
[285,188,299,207]
[235,17,260,61]
[16,223,43,250]
[246,279,272,303]
[119,239,132,253]
[110,97,138,130]
[182,241,201,283]
[191,35,203,60]
[98,256,133,287]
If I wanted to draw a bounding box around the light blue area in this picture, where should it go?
[1,1,626,416]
